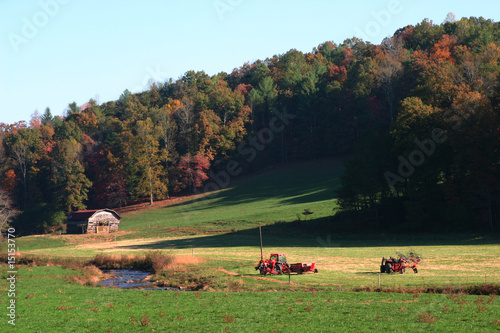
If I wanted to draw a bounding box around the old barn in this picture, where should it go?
[66,209,121,234]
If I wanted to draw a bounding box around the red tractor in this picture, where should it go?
[255,253,318,275]
[380,252,421,274]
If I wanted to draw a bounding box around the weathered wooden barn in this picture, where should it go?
[66,209,121,234]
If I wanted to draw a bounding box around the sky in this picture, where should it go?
[1,0,499,125]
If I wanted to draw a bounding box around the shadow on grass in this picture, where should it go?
[160,159,343,212]
[116,217,500,251]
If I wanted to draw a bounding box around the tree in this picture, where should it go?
[135,117,166,205]
[7,129,42,208]
[375,43,404,123]
[174,98,195,153]
[0,188,17,232]
[51,138,92,213]
[154,100,179,198]
[178,153,210,191]
[337,129,393,229]
[41,107,54,126]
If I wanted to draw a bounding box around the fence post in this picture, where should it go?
[378,274,381,287]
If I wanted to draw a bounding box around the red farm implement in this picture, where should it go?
[255,253,318,275]
[254,225,318,276]
[380,252,421,274]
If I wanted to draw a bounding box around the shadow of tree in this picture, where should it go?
[117,219,500,251]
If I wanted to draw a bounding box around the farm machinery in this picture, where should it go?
[254,225,318,276]
[255,253,318,275]
[380,252,421,274]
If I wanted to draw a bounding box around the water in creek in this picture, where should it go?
[97,269,179,290]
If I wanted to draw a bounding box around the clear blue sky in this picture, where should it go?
[1,0,499,125]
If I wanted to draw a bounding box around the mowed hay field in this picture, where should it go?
[4,159,500,332]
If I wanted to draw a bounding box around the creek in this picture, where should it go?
[96,269,180,290]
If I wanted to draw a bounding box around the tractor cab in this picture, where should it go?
[256,253,290,275]
[269,254,287,264]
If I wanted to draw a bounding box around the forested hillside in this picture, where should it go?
[1,17,500,233]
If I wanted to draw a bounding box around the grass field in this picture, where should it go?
[120,159,343,235]
[1,266,499,332]
[3,159,500,332]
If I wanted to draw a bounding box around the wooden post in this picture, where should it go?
[259,224,263,261]
[378,274,381,287]
[192,248,194,256]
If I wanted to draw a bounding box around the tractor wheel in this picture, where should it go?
[413,268,418,274]
[380,265,386,273]
[400,268,405,274]
[314,269,318,273]
[385,263,392,274]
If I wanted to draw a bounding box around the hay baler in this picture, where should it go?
[380,252,421,274]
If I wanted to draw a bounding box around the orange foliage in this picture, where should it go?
[431,35,457,64]
[3,169,16,193]
[29,112,42,129]
[328,65,347,84]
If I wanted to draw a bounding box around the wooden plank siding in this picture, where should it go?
[66,209,121,234]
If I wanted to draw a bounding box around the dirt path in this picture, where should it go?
[114,192,210,216]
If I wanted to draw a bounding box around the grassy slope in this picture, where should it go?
[120,158,343,234]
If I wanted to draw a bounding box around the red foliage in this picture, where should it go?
[235,84,253,97]
[341,48,354,67]
[93,174,128,208]
[178,154,210,189]
[328,65,348,84]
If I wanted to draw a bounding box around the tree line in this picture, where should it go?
[1,16,499,234]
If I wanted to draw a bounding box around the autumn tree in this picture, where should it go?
[51,138,92,213]
[175,98,195,153]
[153,100,179,198]
[0,188,17,232]
[134,117,166,205]
[6,128,42,208]
[178,153,210,191]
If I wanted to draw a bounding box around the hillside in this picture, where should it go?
[2,17,500,234]
[120,158,343,237]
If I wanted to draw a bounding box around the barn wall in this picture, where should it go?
[88,212,120,233]
[66,222,87,234]
[109,222,119,232]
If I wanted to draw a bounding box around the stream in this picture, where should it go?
[96,269,180,290]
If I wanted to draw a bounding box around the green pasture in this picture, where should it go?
[13,232,500,290]
[1,266,499,333]
[120,159,343,234]
[4,159,500,332]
